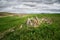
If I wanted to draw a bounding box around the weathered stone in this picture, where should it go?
[20,24,23,28]
[26,17,52,27]
[26,17,40,27]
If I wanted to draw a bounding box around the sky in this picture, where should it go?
[0,0,60,13]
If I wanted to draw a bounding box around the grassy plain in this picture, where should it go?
[0,13,60,40]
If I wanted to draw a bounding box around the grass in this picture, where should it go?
[0,13,60,40]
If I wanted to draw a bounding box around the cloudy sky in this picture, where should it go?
[0,0,60,13]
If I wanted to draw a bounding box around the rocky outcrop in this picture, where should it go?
[26,17,52,27]
[26,17,40,27]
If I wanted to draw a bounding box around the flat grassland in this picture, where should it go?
[0,13,60,40]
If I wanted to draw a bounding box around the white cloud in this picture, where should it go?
[0,0,60,13]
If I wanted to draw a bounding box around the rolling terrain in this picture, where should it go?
[0,12,60,40]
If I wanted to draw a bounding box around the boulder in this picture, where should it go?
[26,17,40,27]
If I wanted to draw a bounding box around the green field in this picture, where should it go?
[0,13,60,40]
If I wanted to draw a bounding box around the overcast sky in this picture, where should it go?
[0,0,60,13]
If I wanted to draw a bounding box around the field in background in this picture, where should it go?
[0,12,60,40]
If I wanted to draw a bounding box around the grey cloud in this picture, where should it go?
[0,0,60,13]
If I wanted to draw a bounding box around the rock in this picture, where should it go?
[20,24,23,28]
[26,17,53,27]
[10,29,15,32]
[27,18,31,25]
[27,18,34,26]
[26,17,40,27]
[41,18,52,24]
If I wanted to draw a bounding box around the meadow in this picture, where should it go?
[0,13,60,40]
